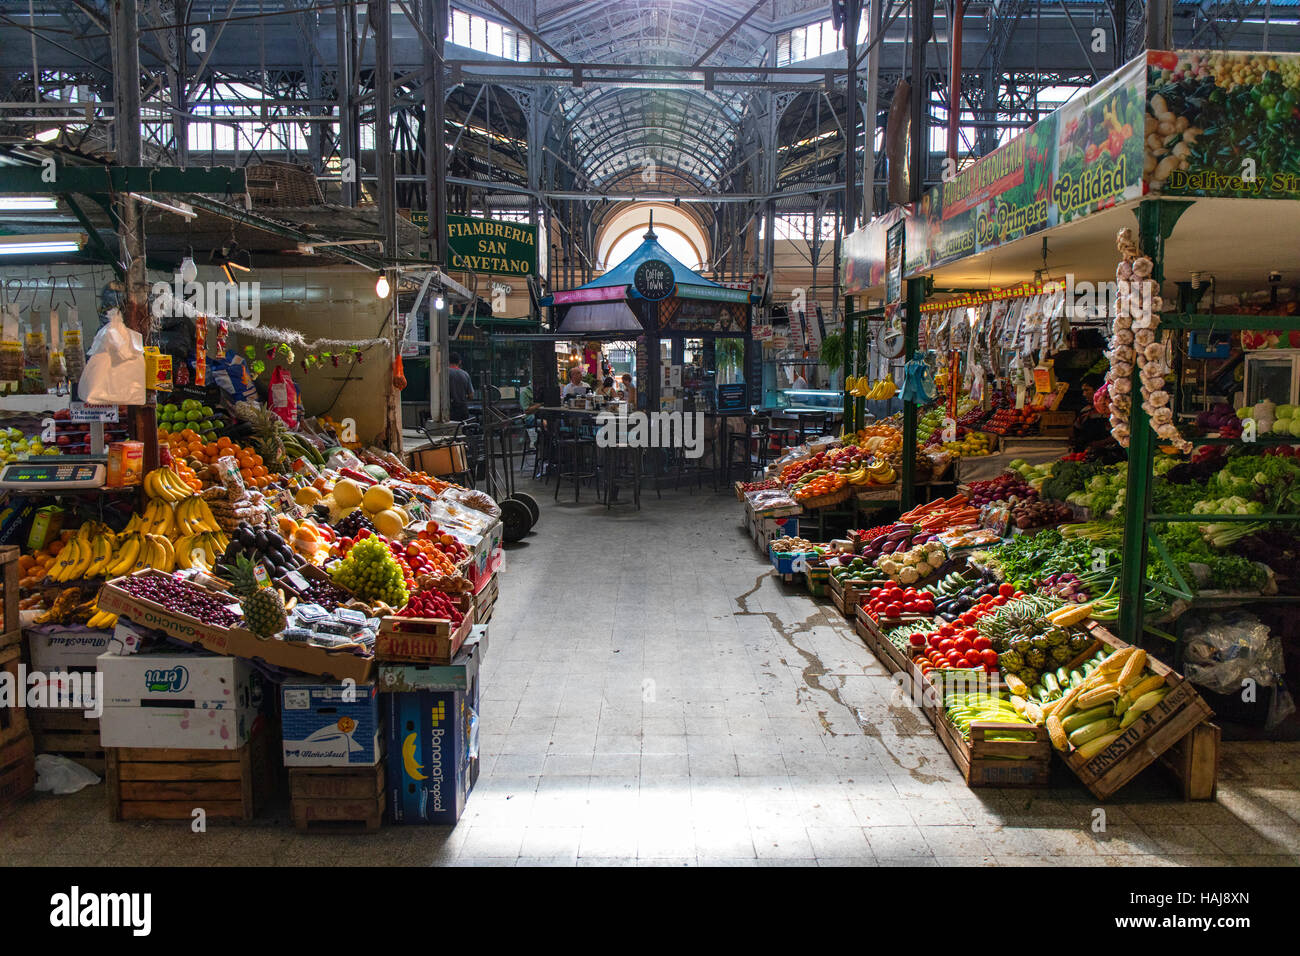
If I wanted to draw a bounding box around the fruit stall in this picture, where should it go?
[737,48,1300,798]
[0,281,507,829]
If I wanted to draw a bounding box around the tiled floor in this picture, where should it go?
[4,483,1300,866]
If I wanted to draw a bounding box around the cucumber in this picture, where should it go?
[1068,669,1085,687]
[1043,672,1060,696]
[1068,716,1121,748]
[1029,682,1047,701]
[1055,667,1071,686]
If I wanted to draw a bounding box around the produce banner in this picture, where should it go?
[840,205,909,294]
[905,56,1145,277]
[1145,50,1300,199]
[656,295,749,334]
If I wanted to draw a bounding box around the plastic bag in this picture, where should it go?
[1182,610,1285,695]
[78,308,145,405]
[268,365,299,428]
[35,753,102,794]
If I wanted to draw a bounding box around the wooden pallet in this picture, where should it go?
[290,763,386,833]
[29,708,104,776]
[0,644,28,748]
[932,707,1051,788]
[1059,624,1215,801]
[0,732,35,810]
[1157,721,1221,801]
[106,727,275,823]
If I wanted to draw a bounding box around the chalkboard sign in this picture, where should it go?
[633,259,675,301]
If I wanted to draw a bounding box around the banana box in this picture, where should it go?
[383,637,481,825]
[281,678,381,767]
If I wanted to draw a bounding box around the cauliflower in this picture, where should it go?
[898,566,920,585]
[901,550,919,567]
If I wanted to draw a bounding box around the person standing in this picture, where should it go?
[448,352,474,421]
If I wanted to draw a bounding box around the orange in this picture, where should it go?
[217,436,232,447]
[182,428,197,440]
[252,465,267,478]
[240,468,254,482]
[251,454,263,467]
[48,540,65,555]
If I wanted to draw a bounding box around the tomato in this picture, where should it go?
[884,603,902,618]
[959,628,978,641]
[981,648,999,667]
[1013,591,1025,599]
[973,636,993,651]
[908,633,926,647]
[992,595,1008,607]
[938,624,955,638]
[937,639,955,655]
[954,638,972,654]
[998,583,1015,598]
[978,594,993,605]
[963,653,983,668]
[868,587,883,599]
[956,612,973,626]
[1151,50,1179,71]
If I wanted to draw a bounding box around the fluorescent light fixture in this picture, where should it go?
[129,193,196,220]
[33,129,59,142]
[0,197,58,212]
[0,232,84,256]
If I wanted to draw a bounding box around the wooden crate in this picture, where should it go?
[1059,624,1214,801]
[0,644,28,748]
[106,726,276,822]
[933,708,1051,788]
[828,574,878,619]
[1157,721,1220,801]
[290,763,386,833]
[0,546,18,637]
[473,574,498,626]
[0,731,35,809]
[28,708,104,776]
[855,604,923,677]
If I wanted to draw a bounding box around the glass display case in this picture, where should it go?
[1244,350,1300,406]
[773,388,842,412]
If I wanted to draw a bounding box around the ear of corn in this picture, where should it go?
[1024,700,1044,724]
[1115,674,1166,715]
[1010,695,1028,716]
[1097,646,1137,676]
[1053,684,1083,719]
[1117,649,1147,688]
[1046,714,1069,751]
[1068,716,1122,748]
[1061,704,1116,735]
[1076,729,1123,760]
[1004,673,1029,697]
[1077,683,1122,709]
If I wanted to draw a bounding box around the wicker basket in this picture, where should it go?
[797,485,852,509]
[245,161,324,207]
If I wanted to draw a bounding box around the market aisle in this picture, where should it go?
[3,488,1300,866]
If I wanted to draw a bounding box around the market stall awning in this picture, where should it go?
[555,301,643,333]
[540,215,750,307]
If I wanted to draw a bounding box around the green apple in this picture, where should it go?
[1237,406,1251,420]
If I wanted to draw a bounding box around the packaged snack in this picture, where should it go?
[106,441,144,488]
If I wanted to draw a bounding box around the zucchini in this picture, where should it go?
[1055,667,1071,686]
[1043,672,1060,696]
[1068,716,1121,748]
[1068,669,1085,687]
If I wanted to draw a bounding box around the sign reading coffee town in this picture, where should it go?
[633,259,676,301]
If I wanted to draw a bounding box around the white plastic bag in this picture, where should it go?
[35,753,102,794]
[78,308,145,405]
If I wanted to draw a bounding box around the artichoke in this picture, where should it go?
[1026,647,1047,669]
[1000,650,1024,670]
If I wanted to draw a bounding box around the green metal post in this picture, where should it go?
[901,277,924,513]
[843,294,856,434]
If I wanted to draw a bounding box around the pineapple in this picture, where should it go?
[230,554,287,638]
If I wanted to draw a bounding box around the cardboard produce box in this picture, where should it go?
[97,647,261,710]
[281,678,382,767]
[384,635,481,825]
[377,626,487,692]
[99,705,261,750]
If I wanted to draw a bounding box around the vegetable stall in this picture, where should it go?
[741,48,1300,798]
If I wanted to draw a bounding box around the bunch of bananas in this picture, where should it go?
[48,522,117,582]
[144,465,199,502]
[128,497,222,538]
[837,460,897,485]
[173,530,231,570]
[845,376,898,401]
[85,597,119,630]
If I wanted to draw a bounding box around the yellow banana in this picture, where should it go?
[107,534,141,577]
[85,535,114,578]
[155,534,176,571]
[158,467,188,502]
[196,499,220,533]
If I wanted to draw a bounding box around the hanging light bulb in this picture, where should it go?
[180,256,198,284]
[375,273,391,298]
[434,295,445,311]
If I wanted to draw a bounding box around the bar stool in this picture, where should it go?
[553,415,598,502]
[602,442,642,510]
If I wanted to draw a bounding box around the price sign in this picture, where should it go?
[70,402,120,423]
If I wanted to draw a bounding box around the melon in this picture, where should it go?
[363,464,388,481]
[372,508,405,538]
[362,484,395,515]
[295,486,323,507]
[333,478,364,508]
[1278,404,1297,419]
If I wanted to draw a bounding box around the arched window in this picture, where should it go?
[595,202,711,272]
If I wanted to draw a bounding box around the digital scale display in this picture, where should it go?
[0,456,108,491]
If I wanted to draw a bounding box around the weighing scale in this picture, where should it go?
[0,454,108,491]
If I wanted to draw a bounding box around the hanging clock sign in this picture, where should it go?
[633,259,675,301]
